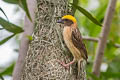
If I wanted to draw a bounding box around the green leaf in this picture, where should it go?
[0,34,15,45]
[0,17,24,34]
[72,0,79,14]
[0,63,15,76]
[3,0,19,4]
[3,0,32,22]
[70,3,102,26]
[26,35,33,41]
[19,0,32,22]
[0,7,9,21]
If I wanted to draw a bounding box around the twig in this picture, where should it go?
[82,36,120,48]
[92,0,117,77]
[83,36,98,42]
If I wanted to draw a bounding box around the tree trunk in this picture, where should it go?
[20,0,86,80]
[92,0,117,77]
[13,0,36,80]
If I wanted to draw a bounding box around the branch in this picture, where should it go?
[83,36,98,42]
[82,36,120,48]
[92,0,117,77]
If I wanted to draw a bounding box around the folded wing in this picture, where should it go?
[71,27,88,61]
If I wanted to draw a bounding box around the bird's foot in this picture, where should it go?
[56,60,69,69]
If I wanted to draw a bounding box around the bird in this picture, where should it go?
[57,15,88,69]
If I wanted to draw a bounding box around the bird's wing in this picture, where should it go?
[71,27,88,61]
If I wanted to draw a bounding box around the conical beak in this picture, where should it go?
[57,19,64,24]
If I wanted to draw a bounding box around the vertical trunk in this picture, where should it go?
[92,0,117,77]
[13,0,36,80]
[20,0,86,80]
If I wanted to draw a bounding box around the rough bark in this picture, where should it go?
[92,0,117,77]
[20,0,86,80]
[12,0,36,80]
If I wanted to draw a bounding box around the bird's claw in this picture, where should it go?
[56,60,69,69]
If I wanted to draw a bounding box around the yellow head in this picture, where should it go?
[62,15,77,23]
[57,15,77,26]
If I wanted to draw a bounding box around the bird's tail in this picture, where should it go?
[77,59,86,79]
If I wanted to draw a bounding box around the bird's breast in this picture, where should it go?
[63,27,81,60]
[63,27,73,51]
[63,27,72,41]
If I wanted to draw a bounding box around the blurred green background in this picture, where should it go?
[0,0,120,80]
[74,0,120,80]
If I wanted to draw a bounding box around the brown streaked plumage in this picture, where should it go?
[71,27,88,61]
[57,15,88,68]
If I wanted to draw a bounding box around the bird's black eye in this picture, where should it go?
[63,19,73,24]
[64,19,69,21]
